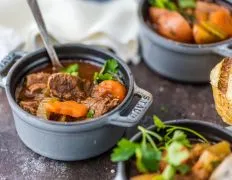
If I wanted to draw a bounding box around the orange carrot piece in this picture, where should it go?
[209,10,232,36]
[98,80,126,102]
[46,101,88,118]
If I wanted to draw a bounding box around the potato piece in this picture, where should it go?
[207,141,231,160]
[131,174,157,180]
[200,21,228,40]
[149,7,193,43]
[192,150,219,179]
[36,98,58,120]
[189,143,210,162]
[192,141,231,179]
[210,10,232,37]
[193,24,218,44]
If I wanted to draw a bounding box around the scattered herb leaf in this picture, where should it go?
[135,148,148,173]
[61,64,79,76]
[178,0,196,9]
[140,145,162,172]
[169,130,191,147]
[153,115,165,130]
[162,164,176,180]
[149,0,177,10]
[166,141,190,166]
[94,59,120,83]
[87,109,95,118]
[111,139,138,162]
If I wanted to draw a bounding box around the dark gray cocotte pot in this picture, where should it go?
[0,44,153,161]
[139,0,232,82]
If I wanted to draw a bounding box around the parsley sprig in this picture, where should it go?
[111,116,208,179]
[94,59,122,84]
[149,0,196,10]
[61,64,79,76]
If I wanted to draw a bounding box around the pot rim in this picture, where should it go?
[138,0,232,49]
[130,119,232,142]
[5,44,135,128]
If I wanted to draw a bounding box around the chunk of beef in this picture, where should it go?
[20,100,39,115]
[48,73,86,101]
[82,96,119,117]
[91,84,109,98]
[25,72,50,97]
[26,72,50,87]
[82,79,93,96]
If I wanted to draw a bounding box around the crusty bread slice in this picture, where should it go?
[210,58,232,124]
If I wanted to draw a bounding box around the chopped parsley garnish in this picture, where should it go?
[178,0,196,9]
[94,59,120,83]
[149,0,196,10]
[61,64,79,76]
[87,109,95,118]
[149,0,177,10]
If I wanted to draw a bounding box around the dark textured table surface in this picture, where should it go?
[0,62,225,180]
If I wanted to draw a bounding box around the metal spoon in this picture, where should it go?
[27,0,63,69]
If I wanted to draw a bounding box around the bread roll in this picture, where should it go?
[210,58,232,124]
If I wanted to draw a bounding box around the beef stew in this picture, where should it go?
[16,59,127,122]
[148,0,232,44]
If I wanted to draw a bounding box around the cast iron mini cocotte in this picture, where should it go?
[138,0,232,82]
[0,44,153,161]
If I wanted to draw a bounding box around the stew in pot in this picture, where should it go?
[111,116,232,180]
[148,0,232,44]
[16,59,127,122]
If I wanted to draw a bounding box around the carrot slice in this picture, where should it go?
[46,101,88,118]
[209,10,232,36]
[97,80,126,102]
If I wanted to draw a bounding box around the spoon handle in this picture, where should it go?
[27,0,63,68]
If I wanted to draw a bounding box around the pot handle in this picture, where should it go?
[108,84,153,127]
[0,51,26,88]
[212,44,232,57]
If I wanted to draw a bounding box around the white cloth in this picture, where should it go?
[0,0,139,64]
[0,26,23,60]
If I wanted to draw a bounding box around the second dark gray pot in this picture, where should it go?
[139,0,232,82]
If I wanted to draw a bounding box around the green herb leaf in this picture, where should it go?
[140,145,162,172]
[103,59,118,74]
[162,164,176,180]
[176,164,190,175]
[171,130,191,147]
[94,59,119,83]
[61,64,79,76]
[149,0,177,10]
[87,109,95,118]
[178,0,196,9]
[94,73,114,81]
[166,126,208,143]
[135,147,148,173]
[111,139,138,162]
[167,141,190,166]
[166,1,178,10]
[153,115,165,130]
